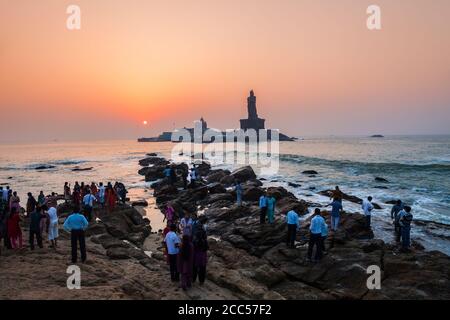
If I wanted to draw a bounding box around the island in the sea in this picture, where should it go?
[138,90,296,142]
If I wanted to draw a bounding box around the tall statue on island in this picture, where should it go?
[240,90,265,131]
[247,90,258,119]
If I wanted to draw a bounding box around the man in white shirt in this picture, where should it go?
[180,212,193,238]
[362,196,374,228]
[47,207,59,248]
[2,186,9,202]
[307,208,327,262]
[164,224,181,281]
[82,190,97,222]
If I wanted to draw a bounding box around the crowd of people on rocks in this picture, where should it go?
[251,183,413,262]
[162,204,209,291]
[0,181,128,264]
[1,157,416,289]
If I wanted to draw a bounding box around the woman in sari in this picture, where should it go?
[105,184,117,213]
[177,235,194,290]
[7,207,23,249]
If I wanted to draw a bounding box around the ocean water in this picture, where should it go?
[1,136,449,252]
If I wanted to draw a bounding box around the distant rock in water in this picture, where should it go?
[374,186,389,189]
[288,182,301,188]
[302,170,318,175]
[72,167,93,172]
[370,134,384,138]
[35,165,56,170]
[146,153,157,157]
[375,177,389,183]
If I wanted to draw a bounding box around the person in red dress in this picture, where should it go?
[8,207,23,249]
[105,183,117,213]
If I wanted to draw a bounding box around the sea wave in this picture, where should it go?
[279,154,450,174]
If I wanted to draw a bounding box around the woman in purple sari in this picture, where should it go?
[177,235,194,290]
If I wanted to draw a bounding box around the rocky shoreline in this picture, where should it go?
[1,155,449,300]
[138,154,450,299]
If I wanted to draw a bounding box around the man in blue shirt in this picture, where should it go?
[63,206,89,263]
[259,193,267,224]
[286,210,300,248]
[307,208,327,262]
[328,198,343,231]
[82,190,97,222]
[164,224,181,281]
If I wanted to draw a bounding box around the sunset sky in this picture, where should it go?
[0,0,449,142]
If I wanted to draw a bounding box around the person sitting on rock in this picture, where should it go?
[398,206,413,252]
[266,195,276,224]
[307,208,327,262]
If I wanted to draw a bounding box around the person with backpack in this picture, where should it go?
[193,218,208,285]
[398,206,413,251]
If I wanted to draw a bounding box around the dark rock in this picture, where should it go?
[194,161,212,177]
[139,157,169,167]
[85,223,107,236]
[277,197,309,215]
[72,167,93,171]
[375,177,389,183]
[302,170,318,175]
[206,169,230,183]
[288,182,301,188]
[35,165,56,170]
[207,182,227,194]
[146,152,157,156]
[131,200,149,207]
[242,186,264,202]
[229,166,257,183]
